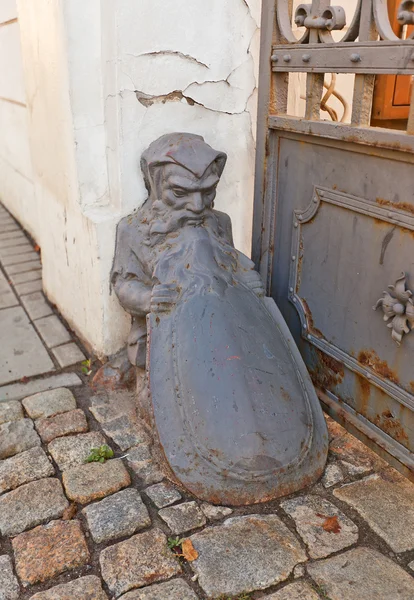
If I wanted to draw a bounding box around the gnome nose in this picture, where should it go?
[187,192,204,214]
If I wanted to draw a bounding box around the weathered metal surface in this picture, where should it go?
[271,42,414,74]
[254,0,414,476]
[113,133,328,505]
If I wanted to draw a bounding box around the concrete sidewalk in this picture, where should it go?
[0,203,414,600]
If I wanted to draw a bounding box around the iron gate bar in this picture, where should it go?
[271,41,414,73]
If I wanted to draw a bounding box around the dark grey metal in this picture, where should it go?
[112,132,328,505]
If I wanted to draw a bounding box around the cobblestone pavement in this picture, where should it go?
[1,203,414,599]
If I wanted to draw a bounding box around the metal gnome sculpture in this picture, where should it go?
[112,133,328,505]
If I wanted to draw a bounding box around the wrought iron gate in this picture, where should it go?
[253,0,414,478]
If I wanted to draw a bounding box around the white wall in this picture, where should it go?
[0,0,37,239]
[14,0,261,357]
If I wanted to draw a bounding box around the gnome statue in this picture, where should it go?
[111,133,328,505]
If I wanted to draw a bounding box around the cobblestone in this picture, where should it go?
[62,459,131,504]
[321,463,344,488]
[52,343,86,367]
[35,408,88,443]
[23,388,77,419]
[262,581,320,600]
[48,431,107,471]
[0,418,41,459]
[126,445,163,485]
[145,482,182,508]
[307,547,414,600]
[0,447,54,494]
[12,519,89,586]
[189,515,307,598]
[120,579,199,599]
[15,279,43,295]
[99,528,181,597]
[29,576,108,600]
[83,488,151,543]
[0,478,68,536]
[281,495,358,559]
[0,400,23,424]
[9,269,42,285]
[334,469,414,553]
[101,415,150,451]
[4,260,41,275]
[159,501,206,534]
[200,502,233,521]
[0,555,20,600]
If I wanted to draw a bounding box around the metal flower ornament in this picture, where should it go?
[374,273,414,345]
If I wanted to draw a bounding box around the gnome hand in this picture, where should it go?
[151,283,181,313]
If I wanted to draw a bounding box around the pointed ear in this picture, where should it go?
[214,153,227,177]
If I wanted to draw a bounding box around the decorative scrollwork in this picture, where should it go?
[397,0,414,26]
[374,273,414,345]
[276,0,414,45]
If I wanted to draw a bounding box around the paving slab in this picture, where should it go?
[200,502,233,521]
[62,459,131,504]
[83,488,151,543]
[0,447,55,494]
[189,514,307,598]
[22,387,77,419]
[15,279,44,295]
[120,579,199,599]
[0,271,18,309]
[281,495,358,559]
[340,459,372,476]
[0,307,54,385]
[307,546,414,600]
[20,291,53,320]
[0,555,20,600]
[29,575,108,600]
[145,482,182,508]
[2,251,40,266]
[0,418,41,459]
[334,470,414,552]
[0,243,33,257]
[159,501,206,534]
[52,343,86,367]
[35,315,72,348]
[48,430,107,471]
[9,269,41,285]
[0,477,68,536]
[99,528,181,597]
[35,408,88,442]
[0,400,23,424]
[12,519,90,586]
[4,260,42,275]
[0,236,27,249]
[0,231,27,241]
[0,373,82,402]
[262,581,320,600]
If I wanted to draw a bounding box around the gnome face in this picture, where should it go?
[155,162,220,225]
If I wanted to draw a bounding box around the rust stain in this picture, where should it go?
[356,373,371,417]
[302,299,324,338]
[358,349,398,384]
[409,381,414,394]
[374,410,409,444]
[280,387,291,402]
[376,197,414,216]
[309,348,344,393]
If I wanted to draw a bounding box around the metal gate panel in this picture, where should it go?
[254,0,414,478]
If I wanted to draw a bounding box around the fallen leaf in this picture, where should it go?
[62,503,77,520]
[316,513,341,534]
[181,538,198,561]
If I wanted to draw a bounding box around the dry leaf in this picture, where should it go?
[62,503,77,520]
[181,538,198,561]
[316,513,341,534]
